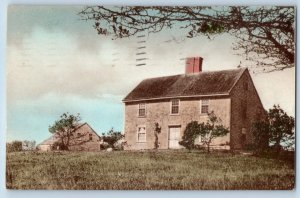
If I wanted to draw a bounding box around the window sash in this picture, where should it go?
[171,99,179,114]
[201,105,209,114]
[137,126,146,142]
[138,133,146,142]
[138,103,146,116]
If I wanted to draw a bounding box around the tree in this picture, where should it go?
[251,105,295,153]
[268,105,295,151]
[48,113,82,150]
[154,122,161,149]
[101,128,124,149]
[179,112,229,152]
[79,6,295,72]
[198,112,229,153]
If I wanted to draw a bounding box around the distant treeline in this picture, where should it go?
[6,140,36,152]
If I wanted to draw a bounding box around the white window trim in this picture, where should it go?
[136,125,147,143]
[170,99,180,115]
[138,103,147,117]
[200,99,210,115]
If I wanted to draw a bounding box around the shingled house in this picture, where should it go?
[123,57,265,150]
[37,123,102,151]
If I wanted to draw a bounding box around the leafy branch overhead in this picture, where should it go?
[79,6,295,72]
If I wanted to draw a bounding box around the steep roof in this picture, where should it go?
[123,68,247,102]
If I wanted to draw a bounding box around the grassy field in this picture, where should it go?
[6,150,294,190]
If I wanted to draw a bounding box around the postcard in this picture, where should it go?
[6,5,295,190]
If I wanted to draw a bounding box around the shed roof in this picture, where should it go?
[123,68,246,102]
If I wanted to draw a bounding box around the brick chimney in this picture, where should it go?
[185,57,203,74]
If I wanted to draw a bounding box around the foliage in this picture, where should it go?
[48,113,81,150]
[6,141,23,152]
[101,128,124,149]
[179,121,202,150]
[179,112,229,152]
[6,151,294,190]
[251,105,295,154]
[251,121,270,154]
[79,6,295,72]
[100,142,110,150]
[22,140,36,151]
[198,112,229,153]
[154,122,161,149]
[268,105,295,151]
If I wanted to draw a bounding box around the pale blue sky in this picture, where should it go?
[6,5,295,144]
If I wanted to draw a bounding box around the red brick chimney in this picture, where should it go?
[185,57,203,74]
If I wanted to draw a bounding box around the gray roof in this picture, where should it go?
[123,68,246,102]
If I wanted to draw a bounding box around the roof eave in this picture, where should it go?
[122,93,230,103]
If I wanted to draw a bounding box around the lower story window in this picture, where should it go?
[137,126,146,142]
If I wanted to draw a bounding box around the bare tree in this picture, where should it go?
[79,6,295,72]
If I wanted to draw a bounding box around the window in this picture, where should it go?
[171,99,180,114]
[201,100,209,114]
[77,133,81,138]
[137,126,146,142]
[138,103,146,117]
[89,134,93,141]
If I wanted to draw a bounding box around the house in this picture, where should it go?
[122,57,266,150]
[37,123,102,151]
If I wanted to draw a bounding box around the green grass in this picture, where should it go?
[6,150,294,190]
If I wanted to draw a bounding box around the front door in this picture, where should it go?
[169,126,181,149]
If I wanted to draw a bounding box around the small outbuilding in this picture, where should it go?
[37,123,102,151]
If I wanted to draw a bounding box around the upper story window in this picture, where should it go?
[89,134,93,141]
[171,99,180,114]
[201,100,209,114]
[138,103,146,117]
[137,126,146,142]
[77,132,81,138]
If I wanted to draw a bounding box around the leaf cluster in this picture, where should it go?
[179,112,229,152]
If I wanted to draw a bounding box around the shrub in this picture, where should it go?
[179,121,201,150]
[179,112,229,153]
[101,128,124,149]
[6,141,23,152]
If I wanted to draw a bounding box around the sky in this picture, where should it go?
[6,5,295,144]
